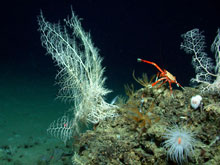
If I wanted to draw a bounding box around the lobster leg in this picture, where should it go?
[168,80,173,95]
[137,58,164,73]
[157,79,168,88]
[152,77,167,87]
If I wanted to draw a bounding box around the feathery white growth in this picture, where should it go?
[38,10,117,142]
[181,28,220,94]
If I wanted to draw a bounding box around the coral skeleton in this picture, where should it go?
[181,28,220,94]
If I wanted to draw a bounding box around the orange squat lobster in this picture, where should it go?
[137,58,184,95]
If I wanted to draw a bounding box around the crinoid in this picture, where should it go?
[127,102,160,130]
[132,71,156,88]
[124,83,135,98]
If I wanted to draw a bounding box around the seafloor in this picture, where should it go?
[1,72,220,164]
[72,80,220,164]
[0,71,74,164]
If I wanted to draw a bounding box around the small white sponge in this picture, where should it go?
[190,95,202,109]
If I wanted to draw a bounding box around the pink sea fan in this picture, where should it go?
[162,126,196,164]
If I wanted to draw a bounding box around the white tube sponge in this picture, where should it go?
[211,29,220,73]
